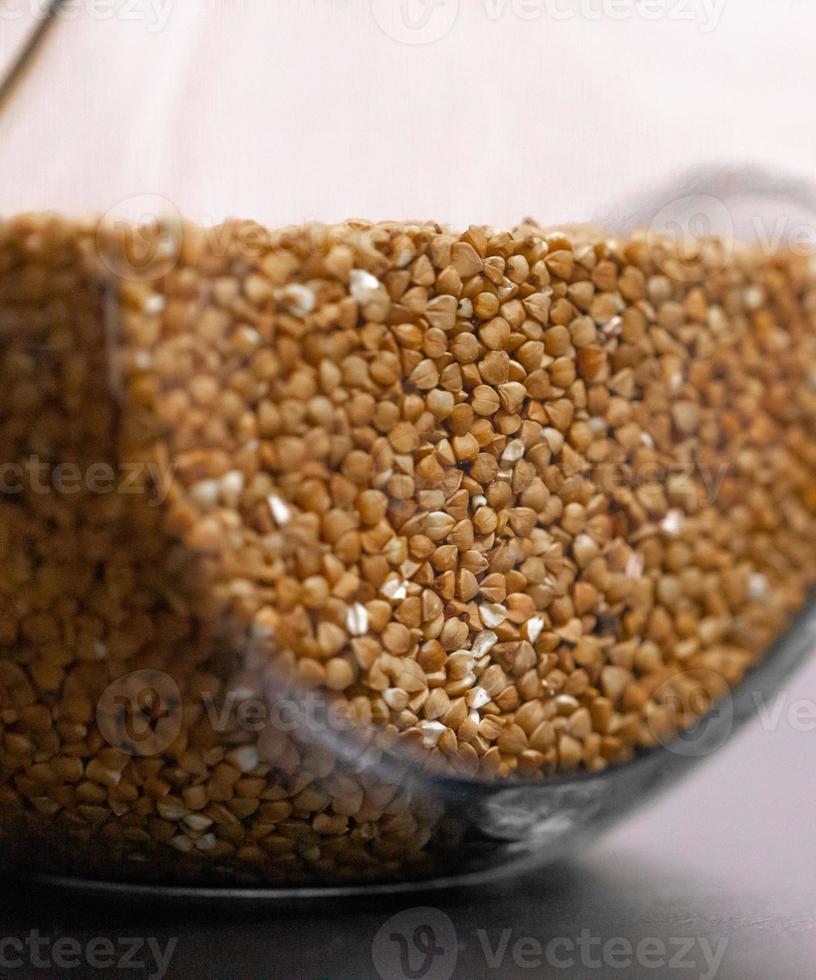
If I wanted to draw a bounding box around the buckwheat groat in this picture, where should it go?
[0,213,814,884]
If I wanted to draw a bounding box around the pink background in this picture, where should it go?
[1,0,815,229]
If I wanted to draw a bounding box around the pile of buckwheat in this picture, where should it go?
[0,213,814,884]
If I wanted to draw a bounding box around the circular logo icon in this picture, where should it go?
[96,668,182,757]
[96,194,183,282]
[370,0,459,45]
[648,668,734,758]
[647,193,734,284]
[372,907,458,980]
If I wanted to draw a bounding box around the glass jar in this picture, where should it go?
[0,1,815,895]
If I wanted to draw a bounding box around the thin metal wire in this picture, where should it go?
[0,0,65,115]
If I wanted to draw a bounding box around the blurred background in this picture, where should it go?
[1,0,815,228]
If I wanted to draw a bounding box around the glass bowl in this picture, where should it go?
[0,201,815,896]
